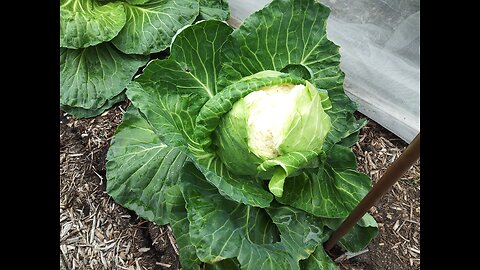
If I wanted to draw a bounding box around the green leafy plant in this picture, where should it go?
[59,0,230,118]
[106,0,378,269]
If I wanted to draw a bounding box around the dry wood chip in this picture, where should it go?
[167,230,179,256]
[392,220,400,231]
[156,262,172,267]
[408,246,420,254]
[136,258,142,270]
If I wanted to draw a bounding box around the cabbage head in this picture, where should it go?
[215,71,332,197]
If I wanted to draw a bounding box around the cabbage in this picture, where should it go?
[60,0,230,118]
[106,1,378,269]
[216,71,332,196]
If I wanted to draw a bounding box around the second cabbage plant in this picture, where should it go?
[60,0,230,117]
[106,0,378,269]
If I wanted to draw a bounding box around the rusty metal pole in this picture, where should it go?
[324,133,420,252]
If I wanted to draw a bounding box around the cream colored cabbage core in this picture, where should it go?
[244,83,306,159]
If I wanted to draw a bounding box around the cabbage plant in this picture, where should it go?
[60,0,230,118]
[106,0,378,269]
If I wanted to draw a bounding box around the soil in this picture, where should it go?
[60,104,420,270]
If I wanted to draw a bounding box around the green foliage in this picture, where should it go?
[60,0,230,118]
[105,0,378,269]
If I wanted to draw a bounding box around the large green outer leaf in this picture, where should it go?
[127,21,233,147]
[126,81,205,150]
[106,105,187,225]
[219,0,343,93]
[323,93,367,151]
[165,185,201,270]
[128,21,274,207]
[180,162,330,270]
[169,20,233,98]
[278,144,372,218]
[193,159,273,208]
[111,0,199,54]
[60,0,126,48]
[204,259,241,270]
[322,213,378,253]
[199,0,230,20]
[60,92,126,119]
[128,82,272,209]
[60,43,148,109]
[167,185,243,270]
[128,85,273,208]
[300,246,337,270]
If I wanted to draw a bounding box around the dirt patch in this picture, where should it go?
[148,224,181,269]
[60,107,420,269]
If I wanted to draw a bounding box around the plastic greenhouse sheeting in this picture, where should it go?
[229,0,420,143]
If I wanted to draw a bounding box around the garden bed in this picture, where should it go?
[60,102,420,270]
